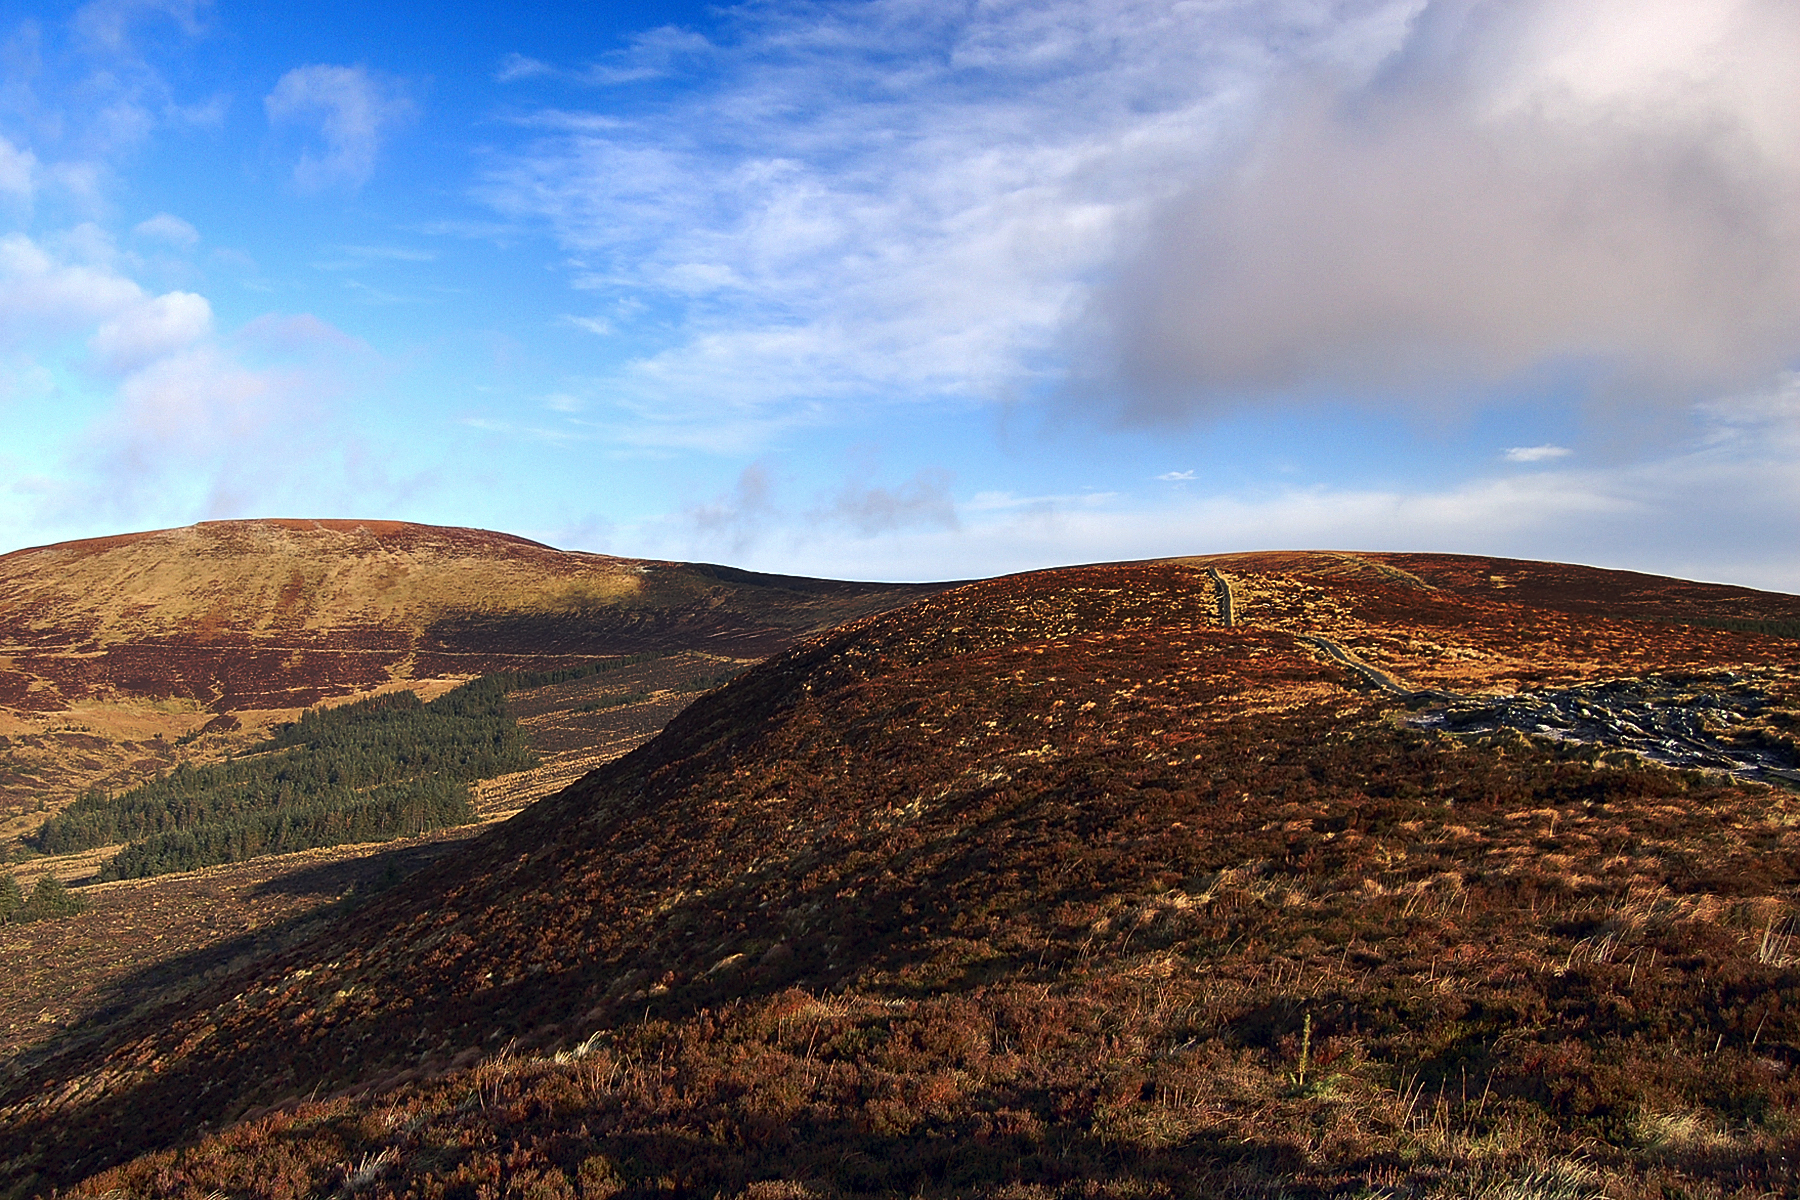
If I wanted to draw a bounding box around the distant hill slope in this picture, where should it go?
[0,519,945,824]
[1371,551,1800,629]
[6,554,1798,1198]
[0,519,946,711]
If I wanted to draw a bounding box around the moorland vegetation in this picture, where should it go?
[4,557,1799,1198]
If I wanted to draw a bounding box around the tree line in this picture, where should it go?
[28,674,550,880]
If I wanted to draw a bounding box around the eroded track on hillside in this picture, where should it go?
[1202,554,1800,787]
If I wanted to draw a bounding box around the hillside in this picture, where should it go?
[0,519,943,838]
[3,552,1798,1198]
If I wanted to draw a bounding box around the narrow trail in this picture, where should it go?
[1204,565,1412,694]
[1200,567,1794,785]
[1206,566,1234,628]
[1297,634,1419,697]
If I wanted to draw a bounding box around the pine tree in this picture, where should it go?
[0,871,21,922]
[16,874,85,922]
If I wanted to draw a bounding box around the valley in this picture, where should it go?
[0,520,942,864]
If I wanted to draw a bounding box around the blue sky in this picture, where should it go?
[2,0,1798,588]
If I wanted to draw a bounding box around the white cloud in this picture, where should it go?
[0,136,37,204]
[656,435,1800,591]
[1503,445,1572,463]
[1084,0,1800,421]
[478,0,1800,462]
[132,211,199,247]
[265,64,412,191]
[0,231,144,346]
[1156,470,1195,481]
[88,290,212,373]
[577,26,713,86]
[0,233,386,544]
[602,381,1800,590]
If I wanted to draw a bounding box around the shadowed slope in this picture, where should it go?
[5,556,1800,1197]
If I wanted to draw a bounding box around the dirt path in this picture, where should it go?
[1206,566,1235,628]
[1297,634,1415,696]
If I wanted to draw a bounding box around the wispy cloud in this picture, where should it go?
[131,211,198,246]
[1503,445,1572,463]
[1156,469,1195,481]
[0,136,38,206]
[495,52,554,83]
[650,412,1800,590]
[334,243,434,262]
[495,27,713,87]
[265,64,412,191]
[476,0,1800,471]
[73,0,206,54]
[477,0,1418,446]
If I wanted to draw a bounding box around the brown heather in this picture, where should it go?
[0,518,942,837]
[2,553,1799,1198]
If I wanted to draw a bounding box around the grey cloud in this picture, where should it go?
[686,461,777,554]
[684,463,959,554]
[815,469,958,537]
[1081,0,1800,421]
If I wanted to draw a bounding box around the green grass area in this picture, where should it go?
[28,677,542,880]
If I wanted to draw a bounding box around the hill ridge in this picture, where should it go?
[0,518,944,843]
[4,553,1799,1196]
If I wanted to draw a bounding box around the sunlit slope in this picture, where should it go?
[0,519,942,711]
[0,519,944,825]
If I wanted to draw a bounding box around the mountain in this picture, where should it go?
[0,519,945,832]
[2,551,1799,1198]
